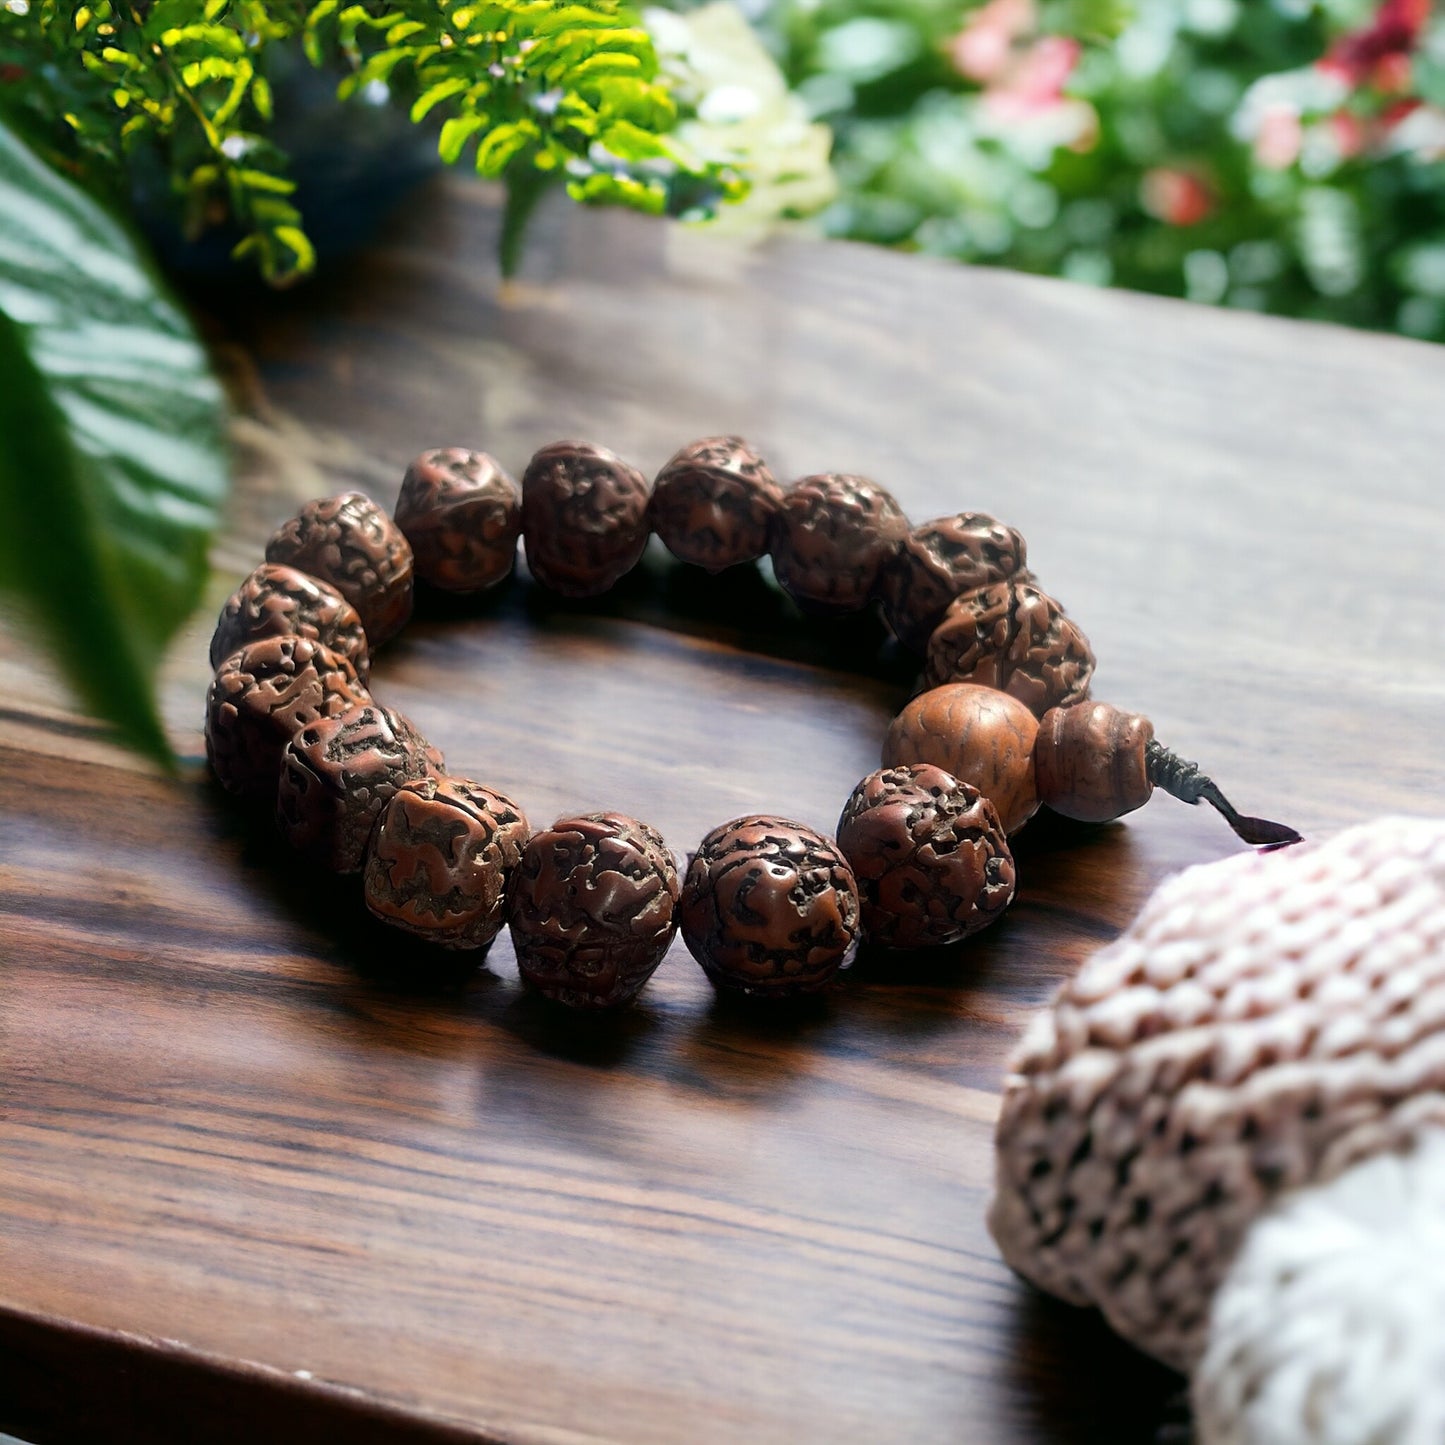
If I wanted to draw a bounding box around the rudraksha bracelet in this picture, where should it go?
[206,436,1298,1010]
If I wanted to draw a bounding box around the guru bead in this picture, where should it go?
[679,816,860,997]
[363,777,529,949]
[836,765,1016,950]
[394,448,522,594]
[1034,701,1155,824]
[275,701,441,872]
[521,441,652,598]
[650,435,783,573]
[882,683,1040,836]
[265,491,415,646]
[508,813,680,1008]
[769,473,910,614]
[878,512,1028,652]
[923,576,1095,717]
[209,563,371,681]
[205,636,368,801]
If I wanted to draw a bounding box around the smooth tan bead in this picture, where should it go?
[882,684,1040,835]
[1034,702,1155,823]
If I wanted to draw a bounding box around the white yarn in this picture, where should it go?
[1194,1128,1445,1445]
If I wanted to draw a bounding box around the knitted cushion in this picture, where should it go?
[988,816,1445,1371]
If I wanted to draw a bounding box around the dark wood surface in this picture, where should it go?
[3,176,1442,1444]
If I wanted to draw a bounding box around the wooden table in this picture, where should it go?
[3,177,1441,1445]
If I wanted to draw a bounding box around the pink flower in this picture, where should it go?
[1141,168,1214,227]
[950,0,1036,84]
[983,36,1082,120]
[1254,104,1304,168]
[1319,0,1428,89]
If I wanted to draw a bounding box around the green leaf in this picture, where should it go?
[411,76,470,123]
[438,112,488,163]
[0,120,228,766]
[474,119,539,177]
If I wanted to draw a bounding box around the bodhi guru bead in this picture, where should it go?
[395,448,522,595]
[883,683,1041,837]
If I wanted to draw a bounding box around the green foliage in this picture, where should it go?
[755,0,1445,340]
[0,117,228,765]
[0,0,745,283]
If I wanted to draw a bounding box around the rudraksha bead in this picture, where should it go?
[209,563,371,680]
[1034,702,1154,823]
[520,441,652,598]
[265,491,415,646]
[508,812,680,1008]
[882,683,1040,836]
[275,702,441,873]
[650,435,783,573]
[205,636,368,801]
[395,448,522,594]
[363,777,529,949]
[878,512,1028,651]
[769,473,910,615]
[923,576,1094,716]
[836,765,1016,950]
[679,816,860,996]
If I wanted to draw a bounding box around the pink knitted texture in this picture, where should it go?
[988,816,1445,1372]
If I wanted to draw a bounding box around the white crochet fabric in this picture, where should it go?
[1195,1127,1445,1445]
[990,815,1445,1372]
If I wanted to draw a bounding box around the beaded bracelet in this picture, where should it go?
[204,437,1298,1010]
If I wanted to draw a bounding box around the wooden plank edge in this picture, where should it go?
[0,1301,506,1445]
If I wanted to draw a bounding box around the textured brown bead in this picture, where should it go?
[882,683,1040,836]
[395,448,522,594]
[878,512,1028,651]
[650,436,782,572]
[209,563,370,680]
[1034,702,1155,823]
[679,816,860,997]
[205,636,368,801]
[520,441,651,598]
[769,474,909,614]
[275,702,441,873]
[836,765,1016,950]
[509,813,679,1008]
[265,492,415,646]
[363,777,529,949]
[923,577,1095,716]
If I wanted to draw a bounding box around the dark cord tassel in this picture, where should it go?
[1146,740,1302,849]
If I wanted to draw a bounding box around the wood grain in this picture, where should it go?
[2,175,1442,1444]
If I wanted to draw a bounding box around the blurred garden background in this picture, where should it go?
[2,0,1441,758]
